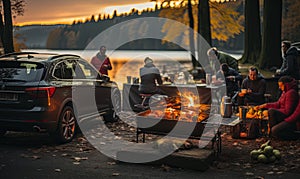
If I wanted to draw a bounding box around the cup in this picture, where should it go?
[133,77,139,84]
[239,106,247,119]
[212,75,216,82]
[126,76,132,84]
[206,73,211,86]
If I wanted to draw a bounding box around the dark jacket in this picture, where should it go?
[241,74,266,105]
[265,79,299,116]
[279,46,300,80]
[139,63,162,94]
[216,67,242,97]
[218,52,239,71]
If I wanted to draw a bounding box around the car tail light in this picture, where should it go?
[25,87,56,106]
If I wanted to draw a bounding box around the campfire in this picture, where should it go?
[138,91,211,123]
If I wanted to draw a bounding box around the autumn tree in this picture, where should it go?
[0,0,25,54]
[258,0,282,69]
[198,0,211,46]
[159,0,243,68]
[281,0,300,41]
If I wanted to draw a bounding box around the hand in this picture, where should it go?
[238,92,245,97]
[254,104,266,110]
[247,88,252,93]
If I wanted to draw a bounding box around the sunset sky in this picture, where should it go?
[14,0,158,26]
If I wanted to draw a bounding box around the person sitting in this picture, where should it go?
[238,66,266,105]
[207,47,239,72]
[216,63,242,98]
[275,41,300,80]
[255,76,299,140]
[139,57,163,94]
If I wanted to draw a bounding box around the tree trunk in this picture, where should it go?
[0,12,4,51]
[3,0,14,54]
[258,0,282,69]
[240,0,261,64]
[198,0,211,46]
[187,0,198,68]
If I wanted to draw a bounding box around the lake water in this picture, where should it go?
[22,49,242,88]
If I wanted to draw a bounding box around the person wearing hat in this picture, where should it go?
[138,57,163,94]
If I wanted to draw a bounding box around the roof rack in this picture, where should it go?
[50,54,80,60]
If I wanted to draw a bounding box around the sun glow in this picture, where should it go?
[103,2,157,16]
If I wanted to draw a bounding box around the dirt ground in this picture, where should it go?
[104,115,300,178]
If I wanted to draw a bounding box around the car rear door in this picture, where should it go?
[0,61,46,111]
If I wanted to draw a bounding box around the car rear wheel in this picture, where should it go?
[104,88,121,123]
[53,105,77,143]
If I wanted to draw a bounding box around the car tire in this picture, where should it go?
[0,129,6,137]
[53,105,77,143]
[104,88,121,123]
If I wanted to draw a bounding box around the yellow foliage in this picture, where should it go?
[159,1,244,43]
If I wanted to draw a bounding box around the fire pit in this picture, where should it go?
[135,92,219,144]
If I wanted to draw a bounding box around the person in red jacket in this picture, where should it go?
[255,76,299,140]
[91,46,112,76]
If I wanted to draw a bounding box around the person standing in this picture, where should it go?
[255,76,299,140]
[207,47,239,71]
[139,57,162,94]
[238,66,266,105]
[91,45,112,76]
[275,41,300,80]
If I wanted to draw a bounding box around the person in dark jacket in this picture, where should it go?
[238,66,266,105]
[207,47,239,71]
[139,57,163,94]
[275,41,300,80]
[216,63,242,98]
[255,76,299,140]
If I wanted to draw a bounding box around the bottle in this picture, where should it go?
[220,96,233,118]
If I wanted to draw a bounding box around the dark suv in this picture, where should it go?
[0,52,121,143]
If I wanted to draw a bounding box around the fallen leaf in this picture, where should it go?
[267,171,274,175]
[32,155,40,160]
[73,162,80,165]
[245,172,254,176]
[107,162,116,165]
[112,173,120,176]
[54,169,61,172]
[73,157,81,162]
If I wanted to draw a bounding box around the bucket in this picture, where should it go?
[239,107,247,119]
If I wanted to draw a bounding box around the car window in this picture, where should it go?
[53,60,85,79]
[77,60,99,79]
[0,61,44,82]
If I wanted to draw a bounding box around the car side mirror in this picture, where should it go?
[101,74,110,82]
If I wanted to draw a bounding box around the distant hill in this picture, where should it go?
[14,25,66,49]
